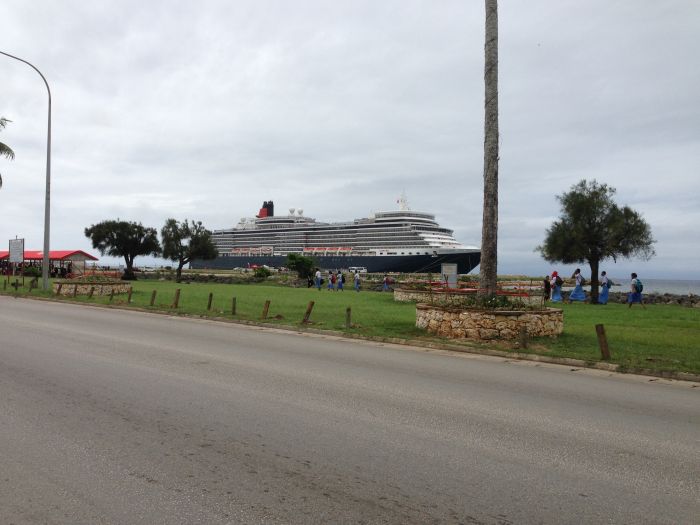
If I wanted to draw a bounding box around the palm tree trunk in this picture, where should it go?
[479,0,499,297]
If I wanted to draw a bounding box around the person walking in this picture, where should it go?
[328,271,335,291]
[543,275,551,301]
[628,272,645,308]
[550,271,563,302]
[382,274,390,292]
[568,268,586,302]
[353,271,360,292]
[314,268,322,291]
[598,270,611,304]
[337,271,344,291]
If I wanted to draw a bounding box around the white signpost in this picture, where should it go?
[9,238,24,263]
[8,238,24,281]
[441,263,458,288]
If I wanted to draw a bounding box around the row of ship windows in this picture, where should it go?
[215,235,453,244]
[217,226,452,236]
[254,221,442,230]
[219,225,451,232]
[221,251,435,256]
[216,239,438,248]
[215,241,438,246]
[218,245,438,251]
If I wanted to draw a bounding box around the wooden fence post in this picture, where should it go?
[150,290,157,306]
[73,284,78,297]
[56,283,62,296]
[518,326,528,349]
[127,287,133,304]
[595,324,611,360]
[261,300,270,319]
[345,307,352,328]
[207,292,213,311]
[302,301,315,323]
[172,288,181,309]
[231,297,237,315]
[109,288,115,302]
[88,286,95,299]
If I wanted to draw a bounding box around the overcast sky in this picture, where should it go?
[1,1,698,279]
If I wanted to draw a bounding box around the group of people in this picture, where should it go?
[311,269,361,292]
[544,270,644,307]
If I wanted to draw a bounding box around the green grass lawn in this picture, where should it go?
[537,302,700,374]
[4,278,699,375]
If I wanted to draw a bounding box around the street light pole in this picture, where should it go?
[1,50,52,291]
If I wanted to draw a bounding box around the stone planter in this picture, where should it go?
[52,281,131,296]
[416,303,563,341]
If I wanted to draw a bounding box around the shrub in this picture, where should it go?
[433,293,534,311]
[22,266,41,277]
[254,267,272,281]
[286,253,315,279]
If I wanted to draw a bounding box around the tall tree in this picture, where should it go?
[479,0,499,297]
[537,179,655,302]
[0,118,15,189]
[85,220,161,280]
[161,218,218,282]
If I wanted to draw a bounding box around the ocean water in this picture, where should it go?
[608,278,700,296]
[556,279,700,295]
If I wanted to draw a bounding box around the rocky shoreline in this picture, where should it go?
[580,291,699,307]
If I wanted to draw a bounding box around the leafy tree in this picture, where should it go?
[85,220,161,280]
[286,253,315,280]
[0,118,15,189]
[479,0,499,297]
[161,218,218,282]
[537,180,655,302]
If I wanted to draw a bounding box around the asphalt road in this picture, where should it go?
[0,296,698,524]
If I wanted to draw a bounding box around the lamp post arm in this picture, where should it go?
[0,50,52,291]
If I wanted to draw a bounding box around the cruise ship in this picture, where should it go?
[193,197,481,274]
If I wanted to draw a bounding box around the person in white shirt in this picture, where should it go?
[598,270,610,304]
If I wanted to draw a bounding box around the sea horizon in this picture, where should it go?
[600,278,699,296]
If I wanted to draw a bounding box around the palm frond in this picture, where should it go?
[0,142,14,160]
[0,118,15,160]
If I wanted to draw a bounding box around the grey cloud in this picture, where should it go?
[1,0,698,278]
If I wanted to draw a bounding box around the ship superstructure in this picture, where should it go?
[194,199,480,274]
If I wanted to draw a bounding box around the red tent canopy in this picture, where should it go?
[0,249,98,261]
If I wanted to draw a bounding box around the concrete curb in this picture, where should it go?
[8,293,700,384]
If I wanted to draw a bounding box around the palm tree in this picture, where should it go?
[479,0,499,297]
[0,117,15,189]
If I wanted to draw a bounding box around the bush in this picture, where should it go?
[286,253,315,279]
[22,266,41,277]
[253,267,272,281]
[433,293,534,311]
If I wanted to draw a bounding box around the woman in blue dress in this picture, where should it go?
[598,271,610,304]
[568,268,586,302]
[550,271,563,302]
